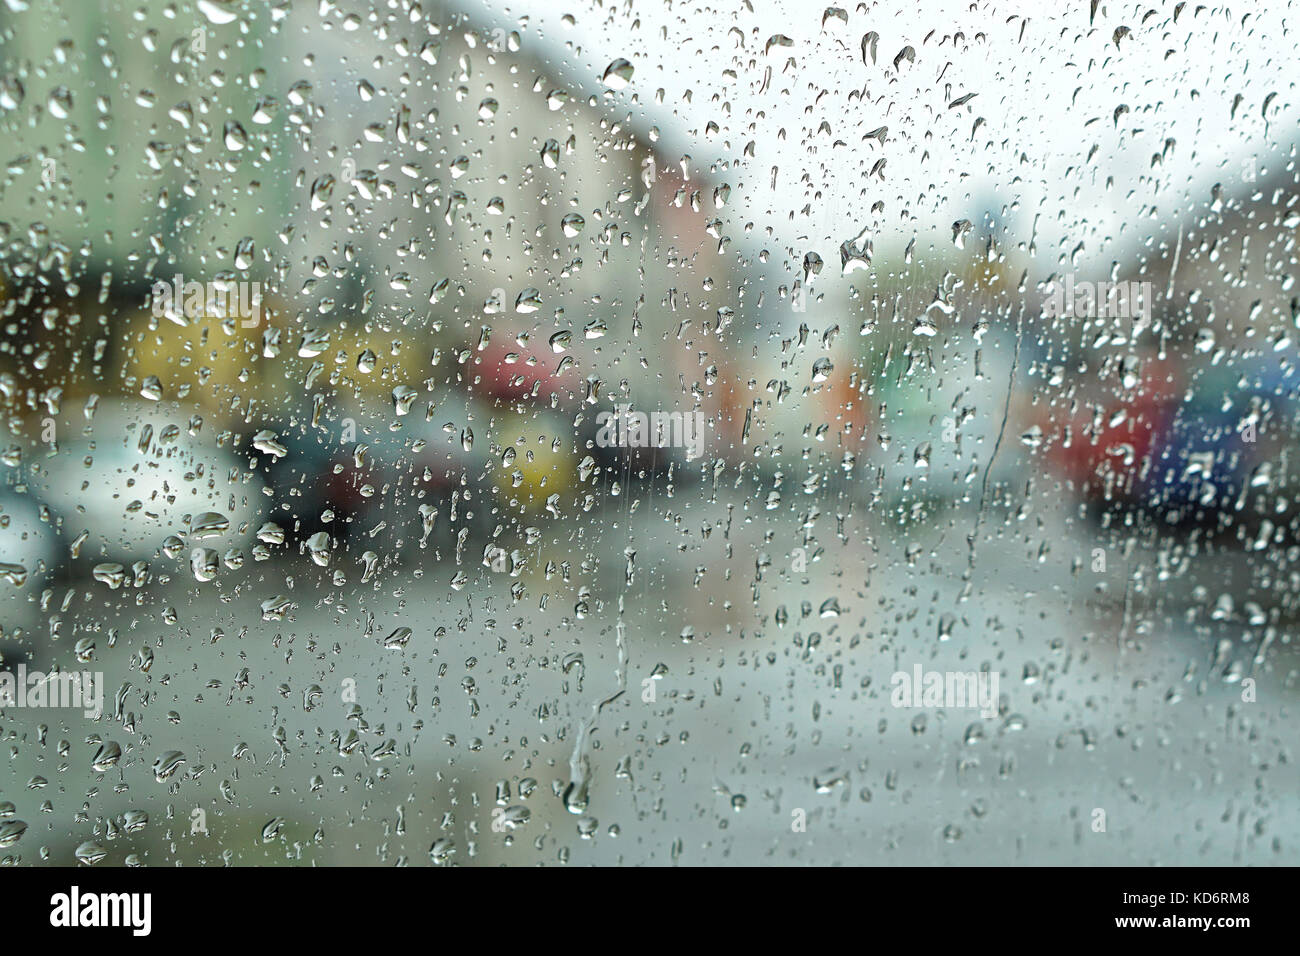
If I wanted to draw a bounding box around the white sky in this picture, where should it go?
[453,0,1298,278]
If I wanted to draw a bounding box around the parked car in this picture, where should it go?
[1043,350,1298,534]
[28,398,268,569]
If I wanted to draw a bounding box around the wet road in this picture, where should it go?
[2,483,1295,866]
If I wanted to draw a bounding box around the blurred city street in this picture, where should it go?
[1,0,1298,874]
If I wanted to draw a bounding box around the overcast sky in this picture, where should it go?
[454,0,1297,278]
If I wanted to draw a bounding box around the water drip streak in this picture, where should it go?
[962,302,1024,601]
[564,606,627,814]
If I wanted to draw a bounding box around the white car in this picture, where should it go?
[0,490,59,647]
[28,400,268,569]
